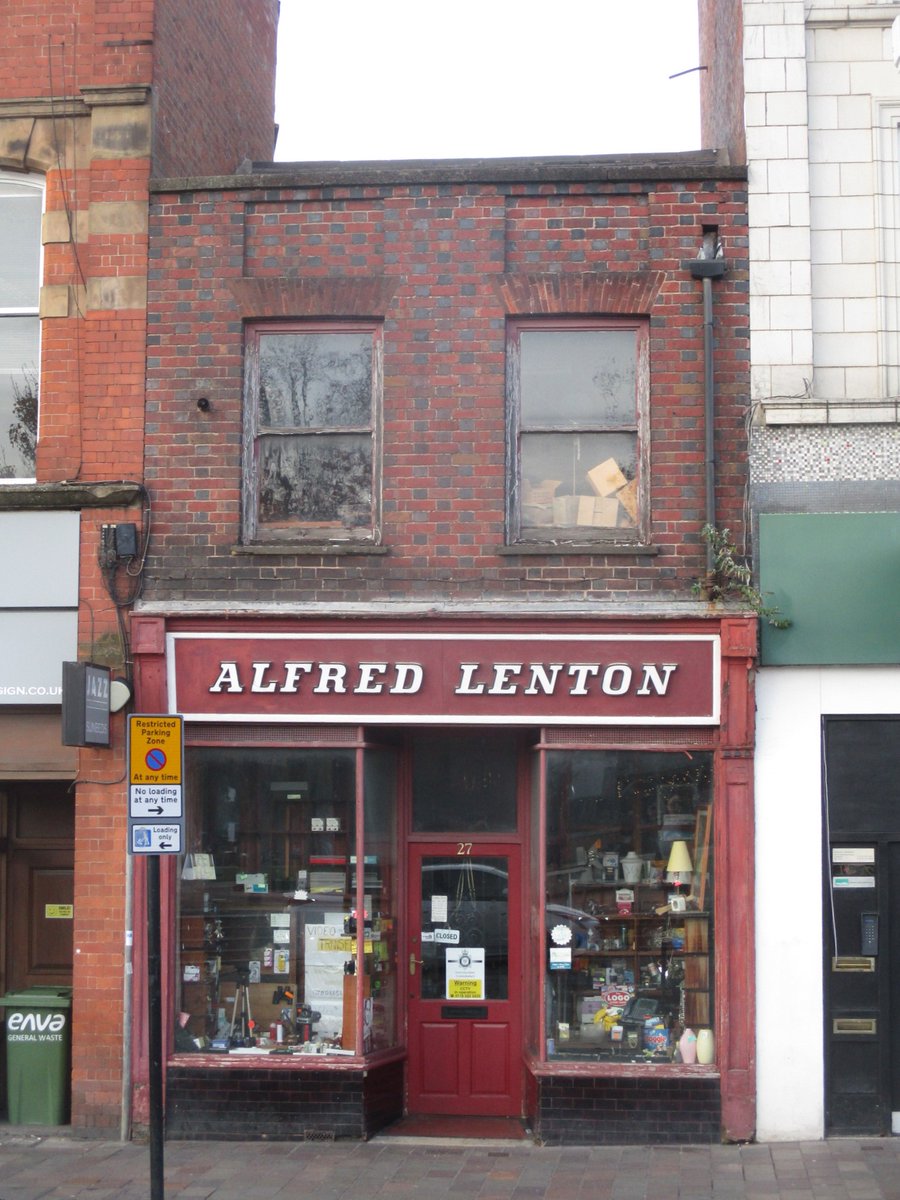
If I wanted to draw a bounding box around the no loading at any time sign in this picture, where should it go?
[128,715,184,854]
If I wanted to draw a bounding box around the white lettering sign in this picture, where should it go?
[8,1011,67,1035]
[209,660,425,696]
[454,661,677,698]
[208,658,679,699]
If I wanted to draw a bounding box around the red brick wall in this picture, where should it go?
[0,0,276,1137]
[698,0,746,166]
[144,166,749,605]
[152,0,278,177]
[0,1,155,99]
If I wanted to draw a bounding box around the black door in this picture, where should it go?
[824,718,900,1136]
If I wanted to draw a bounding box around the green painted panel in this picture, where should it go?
[759,512,900,666]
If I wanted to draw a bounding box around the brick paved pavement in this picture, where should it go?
[2,1128,900,1200]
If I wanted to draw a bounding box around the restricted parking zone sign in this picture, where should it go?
[128,715,184,854]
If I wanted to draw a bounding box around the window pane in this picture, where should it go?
[0,315,39,367]
[411,730,518,833]
[543,750,713,1065]
[520,431,637,532]
[0,319,38,479]
[177,748,358,1053]
[259,332,372,429]
[258,433,372,529]
[521,329,636,427]
[0,195,42,309]
[419,856,509,1000]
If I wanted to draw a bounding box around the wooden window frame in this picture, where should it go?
[242,321,383,546]
[506,317,649,548]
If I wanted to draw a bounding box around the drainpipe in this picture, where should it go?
[687,231,726,578]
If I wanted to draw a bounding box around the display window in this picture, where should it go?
[539,749,714,1064]
[176,744,398,1057]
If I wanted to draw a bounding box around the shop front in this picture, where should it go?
[0,511,78,1122]
[131,613,756,1144]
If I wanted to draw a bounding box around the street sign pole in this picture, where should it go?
[147,853,164,1200]
[127,715,184,1200]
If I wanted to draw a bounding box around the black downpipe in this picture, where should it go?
[687,250,726,576]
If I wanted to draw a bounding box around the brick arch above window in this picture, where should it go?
[227,277,399,320]
[492,271,665,317]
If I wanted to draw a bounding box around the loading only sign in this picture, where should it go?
[128,715,184,854]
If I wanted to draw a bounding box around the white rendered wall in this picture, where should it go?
[754,665,900,1141]
[744,0,814,415]
[744,0,900,423]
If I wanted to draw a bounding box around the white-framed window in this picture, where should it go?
[0,172,43,481]
[507,319,648,545]
[243,322,382,544]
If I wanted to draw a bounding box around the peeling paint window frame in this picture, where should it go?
[242,321,383,545]
[505,318,649,547]
[0,171,43,485]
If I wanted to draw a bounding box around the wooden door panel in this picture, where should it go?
[416,1022,460,1097]
[9,854,74,986]
[469,1023,510,1097]
[407,843,522,1117]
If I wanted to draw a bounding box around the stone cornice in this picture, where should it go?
[0,86,150,122]
[151,150,746,195]
[0,482,143,510]
[0,97,88,120]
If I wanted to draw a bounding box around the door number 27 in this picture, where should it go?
[456,842,472,856]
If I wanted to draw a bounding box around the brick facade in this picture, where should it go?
[152,0,278,178]
[0,0,277,1136]
[144,155,749,605]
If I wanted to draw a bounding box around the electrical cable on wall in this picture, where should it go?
[95,481,153,690]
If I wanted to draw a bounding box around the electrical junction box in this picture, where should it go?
[115,523,138,558]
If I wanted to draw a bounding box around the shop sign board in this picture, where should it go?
[167,630,720,726]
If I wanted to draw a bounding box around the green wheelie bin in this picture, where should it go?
[0,987,72,1124]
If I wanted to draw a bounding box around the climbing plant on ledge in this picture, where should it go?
[694,524,791,629]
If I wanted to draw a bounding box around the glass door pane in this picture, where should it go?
[418,855,509,1001]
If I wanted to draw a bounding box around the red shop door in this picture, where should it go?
[406,842,522,1117]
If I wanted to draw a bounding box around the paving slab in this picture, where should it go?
[2,1130,900,1200]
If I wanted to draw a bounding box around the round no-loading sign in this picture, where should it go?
[145,748,167,771]
[128,715,182,785]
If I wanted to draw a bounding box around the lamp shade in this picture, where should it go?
[666,839,693,876]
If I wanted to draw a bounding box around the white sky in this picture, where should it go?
[273,0,702,163]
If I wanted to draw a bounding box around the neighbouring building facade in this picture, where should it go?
[130,150,760,1144]
[0,0,278,1135]
[701,0,900,1141]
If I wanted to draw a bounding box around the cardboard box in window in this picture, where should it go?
[523,503,553,527]
[587,457,627,497]
[552,495,580,525]
[617,478,639,524]
[522,478,561,528]
[522,478,561,505]
[576,496,619,527]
